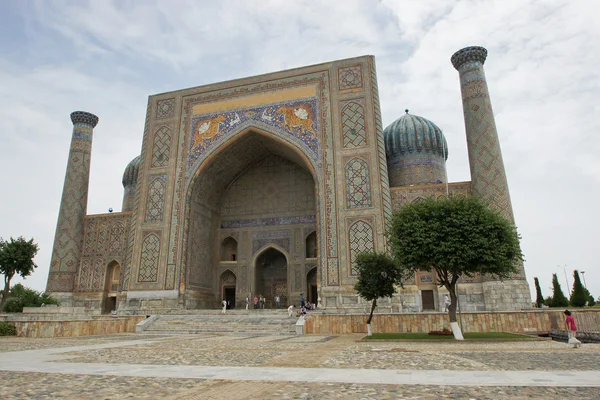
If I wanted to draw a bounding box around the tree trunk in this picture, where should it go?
[0,275,11,308]
[447,284,464,340]
[366,299,377,336]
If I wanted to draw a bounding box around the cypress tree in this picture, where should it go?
[534,277,544,308]
[584,288,596,306]
[550,273,569,307]
[570,270,588,307]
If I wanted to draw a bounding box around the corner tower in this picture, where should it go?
[451,46,531,310]
[46,111,99,299]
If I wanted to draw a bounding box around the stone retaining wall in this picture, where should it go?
[12,316,145,338]
[304,309,600,335]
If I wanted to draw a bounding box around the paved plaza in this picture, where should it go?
[1,333,600,399]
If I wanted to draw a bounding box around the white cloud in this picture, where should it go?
[1,0,599,301]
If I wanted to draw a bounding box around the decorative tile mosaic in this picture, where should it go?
[151,126,171,168]
[156,98,175,119]
[139,233,160,282]
[145,175,167,222]
[252,238,290,255]
[187,99,319,170]
[221,215,316,229]
[338,65,363,90]
[345,158,372,208]
[348,220,374,275]
[341,100,367,148]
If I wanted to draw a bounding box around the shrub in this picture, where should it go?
[2,284,59,313]
[0,321,16,336]
[429,328,453,336]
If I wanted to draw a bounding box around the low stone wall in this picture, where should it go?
[304,309,600,335]
[12,316,145,338]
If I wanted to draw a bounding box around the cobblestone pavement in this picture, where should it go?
[1,333,599,399]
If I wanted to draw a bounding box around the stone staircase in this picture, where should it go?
[138,310,298,335]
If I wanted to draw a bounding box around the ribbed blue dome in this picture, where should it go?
[384,110,448,159]
[122,155,141,187]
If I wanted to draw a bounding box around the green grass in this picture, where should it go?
[364,332,531,340]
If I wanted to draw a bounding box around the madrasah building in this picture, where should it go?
[45,46,532,314]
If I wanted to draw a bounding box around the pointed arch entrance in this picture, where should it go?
[254,247,288,308]
[220,270,236,309]
[184,127,321,309]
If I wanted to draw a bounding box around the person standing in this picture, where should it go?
[245,296,250,310]
[275,295,281,309]
[254,296,258,309]
[300,293,305,307]
[221,299,227,314]
[564,310,581,348]
[444,294,451,312]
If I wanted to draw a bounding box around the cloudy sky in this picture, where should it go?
[1,0,598,302]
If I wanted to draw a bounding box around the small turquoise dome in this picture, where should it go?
[122,155,142,187]
[384,110,448,159]
[383,110,448,187]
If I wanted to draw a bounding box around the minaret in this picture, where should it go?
[46,111,99,296]
[451,46,531,311]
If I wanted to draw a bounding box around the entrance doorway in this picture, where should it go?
[255,248,287,308]
[103,261,120,314]
[421,290,435,311]
[223,286,236,309]
[306,267,318,306]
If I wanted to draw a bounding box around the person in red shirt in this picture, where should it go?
[564,310,581,348]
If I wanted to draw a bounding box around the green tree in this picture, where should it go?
[570,270,587,307]
[544,296,553,307]
[550,273,569,307]
[389,196,523,339]
[354,251,401,336]
[0,237,39,308]
[3,283,59,313]
[584,288,595,306]
[534,277,544,308]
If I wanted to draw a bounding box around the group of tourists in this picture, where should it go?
[221,292,318,316]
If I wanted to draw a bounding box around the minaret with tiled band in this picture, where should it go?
[451,47,531,311]
[46,111,99,297]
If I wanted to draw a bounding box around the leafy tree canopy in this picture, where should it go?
[3,283,59,313]
[354,251,400,326]
[0,237,39,307]
[389,195,523,323]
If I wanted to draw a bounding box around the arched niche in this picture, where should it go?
[103,260,121,314]
[220,270,237,309]
[221,237,238,262]
[254,246,288,308]
[305,231,317,259]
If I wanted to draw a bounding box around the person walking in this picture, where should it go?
[260,295,265,309]
[245,296,250,310]
[564,310,581,348]
[300,293,305,307]
[221,299,227,314]
[275,295,281,309]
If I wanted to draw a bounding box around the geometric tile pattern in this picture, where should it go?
[92,258,105,291]
[145,175,166,222]
[139,233,160,282]
[348,220,374,275]
[345,158,372,208]
[341,100,367,148]
[77,259,91,291]
[156,98,175,119]
[338,65,363,90]
[151,126,171,168]
[109,222,125,253]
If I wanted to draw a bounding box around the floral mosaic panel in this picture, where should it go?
[151,126,171,168]
[145,176,166,222]
[139,233,160,282]
[188,99,319,170]
[348,220,374,275]
[345,158,372,208]
[341,101,367,148]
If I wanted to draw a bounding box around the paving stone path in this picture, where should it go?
[1,333,599,399]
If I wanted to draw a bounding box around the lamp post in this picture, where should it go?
[580,270,588,289]
[557,265,571,296]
